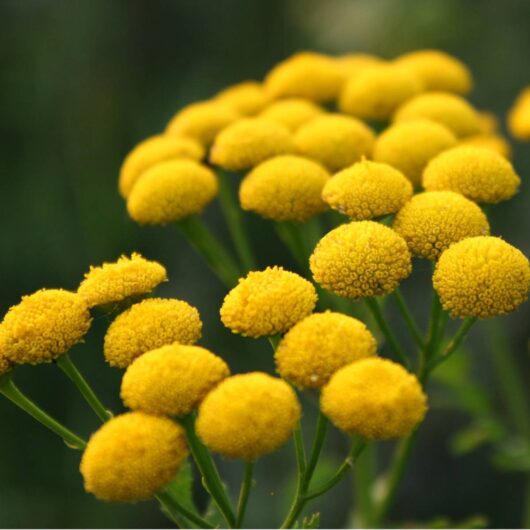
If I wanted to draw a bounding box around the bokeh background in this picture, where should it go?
[1,0,529,527]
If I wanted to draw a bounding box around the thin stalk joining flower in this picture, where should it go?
[156,489,214,529]
[235,461,254,528]
[352,443,376,527]
[393,288,425,350]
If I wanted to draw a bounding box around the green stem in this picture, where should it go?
[236,461,254,528]
[393,288,425,350]
[56,353,112,422]
[156,490,214,529]
[352,443,376,527]
[304,413,328,483]
[275,221,310,274]
[293,422,307,474]
[268,335,282,351]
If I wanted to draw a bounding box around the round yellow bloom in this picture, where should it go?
[104,298,202,368]
[259,98,324,132]
[393,191,490,261]
[395,49,472,95]
[78,253,167,308]
[275,311,376,389]
[433,236,530,318]
[338,53,385,78]
[373,119,457,186]
[321,357,427,439]
[393,92,481,138]
[240,155,330,222]
[264,52,345,103]
[310,221,412,299]
[0,354,11,376]
[339,64,423,121]
[118,135,205,199]
[460,134,512,159]
[220,266,317,337]
[165,101,239,146]
[196,372,301,460]
[210,118,295,171]
[80,412,187,502]
[294,114,375,172]
[508,86,530,140]
[215,81,271,116]
[322,160,413,220]
[0,289,91,365]
[127,160,218,224]
[478,111,499,134]
[121,344,229,417]
[422,146,520,203]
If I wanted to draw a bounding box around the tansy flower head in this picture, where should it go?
[121,344,229,417]
[294,114,375,172]
[422,146,520,203]
[373,119,457,186]
[78,253,167,308]
[275,311,377,389]
[461,134,512,159]
[239,155,330,222]
[478,111,499,134]
[322,160,413,220]
[433,236,530,318]
[196,372,301,460]
[310,221,412,299]
[80,412,187,502]
[339,64,423,121]
[508,86,530,140]
[127,160,218,224]
[338,53,385,78]
[393,92,481,138]
[0,289,91,365]
[0,353,12,376]
[215,81,271,116]
[321,357,427,439]
[393,191,490,261]
[209,118,295,171]
[118,135,204,199]
[104,298,202,368]
[220,266,317,337]
[259,98,324,132]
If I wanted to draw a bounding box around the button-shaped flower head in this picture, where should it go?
[433,236,530,318]
[259,98,324,132]
[220,266,317,337]
[461,134,512,159]
[215,81,271,116]
[508,86,530,141]
[196,372,301,460]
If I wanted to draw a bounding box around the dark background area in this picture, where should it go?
[0,0,529,528]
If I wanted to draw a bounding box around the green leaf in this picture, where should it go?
[302,512,320,528]
[449,419,505,455]
[166,459,196,512]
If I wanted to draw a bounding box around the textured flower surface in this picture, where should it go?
[258,98,323,132]
[321,357,428,439]
[508,86,530,140]
[310,221,412,299]
[275,311,377,389]
[433,236,530,318]
[0,289,91,365]
[220,266,317,337]
[104,298,202,368]
[196,372,301,460]
[0,354,11,376]
[215,81,271,116]
[80,412,187,502]
[461,133,512,159]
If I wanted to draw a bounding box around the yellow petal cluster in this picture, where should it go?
[461,134,512,159]
[196,372,301,460]
[80,412,187,502]
[275,311,376,389]
[322,160,413,220]
[338,53,384,78]
[220,266,317,337]
[215,81,271,116]
[508,86,530,140]
[310,221,412,299]
[321,357,427,439]
[259,98,324,132]
[121,344,229,417]
[433,236,530,318]
[0,354,11,376]
[104,298,202,368]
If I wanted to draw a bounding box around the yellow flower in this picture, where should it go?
[127,160,218,224]
[321,357,427,439]
[121,344,229,417]
[215,81,271,116]
[0,354,11,376]
[422,146,520,203]
[338,53,385,78]
[433,236,530,318]
[478,111,499,134]
[460,134,512,159]
[259,98,324,132]
[264,52,345,103]
[209,118,295,171]
[0,289,91,365]
[310,221,412,299]
[322,160,413,220]
[393,191,490,261]
[220,266,317,337]
[118,135,204,199]
[196,372,301,460]
[395,49,472,94]
[104,298,202,368]
[393,92,481,138]
[80,412,187,502]
[339,64,423,121]
[239,155,330,222]
[373,119,457,186]
[294,114,375,172]
[275,311,376,389]
[78,253,167,308]
[508,86,530,140]
[165,101,239,146]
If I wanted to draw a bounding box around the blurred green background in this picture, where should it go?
[1,0,529,527]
